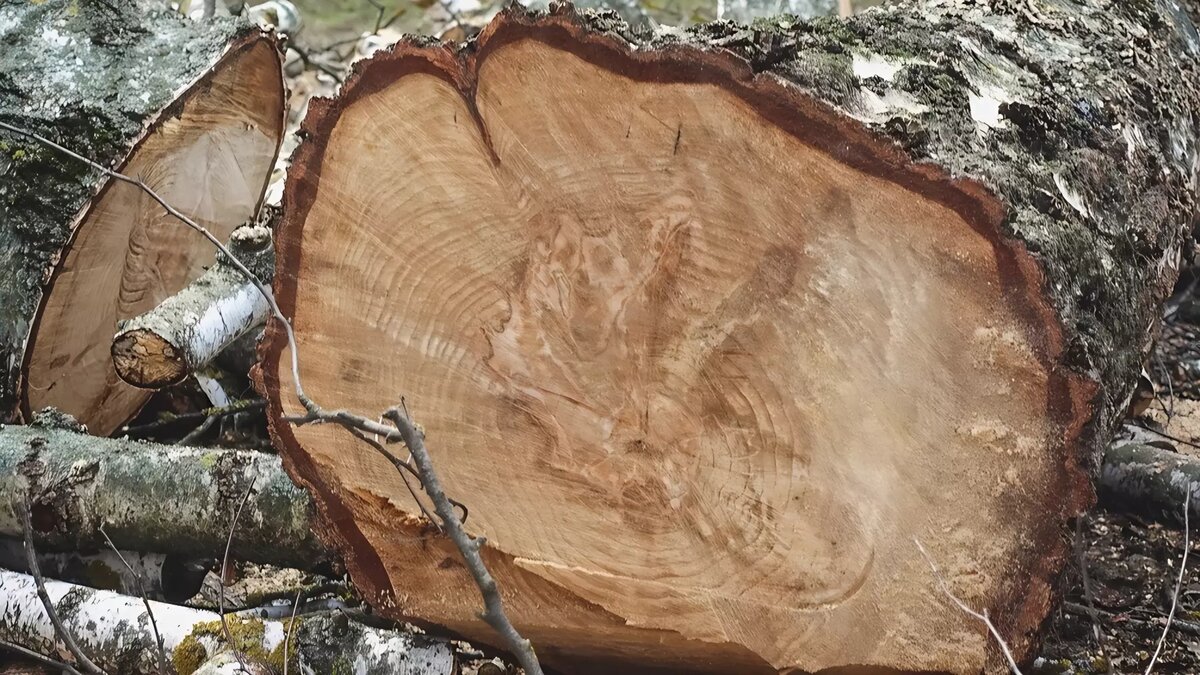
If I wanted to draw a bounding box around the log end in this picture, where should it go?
[261,5,1098,673]
[20,34,285,435]
[111,329,188,389]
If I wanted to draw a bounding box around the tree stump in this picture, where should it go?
[0,0,285,435]
[259,3,1200,672]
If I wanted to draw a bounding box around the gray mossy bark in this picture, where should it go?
[0,0,268,423]
[1100,441,1200,527]
[0,416,333,571]
[0,569,456,675]
[112,224,275,389]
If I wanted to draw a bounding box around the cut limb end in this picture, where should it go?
[111,329,188,389]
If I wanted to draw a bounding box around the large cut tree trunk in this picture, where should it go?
[257,3,1200,673]
[0,0,285,435]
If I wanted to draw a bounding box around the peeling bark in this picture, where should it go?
[0,569,455,675]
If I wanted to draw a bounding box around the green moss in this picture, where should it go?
[265,616,302,672]
[199,451,219,470]
[331,655,354,675]
[172,631,209,675]
[172,617,271,675]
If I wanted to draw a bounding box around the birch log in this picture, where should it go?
[259,2,1200,673]
[112,224,274,389]
[0,569,455,675]
[0,420,332,571]
[0,0,285,435]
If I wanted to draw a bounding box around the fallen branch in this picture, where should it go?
[112,223,275,390]
[0,420,333,571]
[1100,441,1200,527]
[0,538,206,604]
[0,569,455,675]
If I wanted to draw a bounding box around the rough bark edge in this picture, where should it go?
[14,32,286,430]
[256,3,1098,669]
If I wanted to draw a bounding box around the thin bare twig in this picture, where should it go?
[287,409,470,523]
[914,538,1023,675]
[283,586,303,675]
[343,424,438,526]
[0,638,85,675]
[122,399,266,437]
[17,500,106,675]
[1075,515,1104,649]
[1145,489,1192,675]
[221,475,258,675]
[99,526,167,675]
[383,407,543,675]
[0,119,541,675]
[1127,420,1200,452]
[178,412,221,445]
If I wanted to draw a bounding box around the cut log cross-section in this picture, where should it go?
[260,4,1200,674]
[0,0,285,435]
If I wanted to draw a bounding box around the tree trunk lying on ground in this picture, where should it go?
[0,0,285,435]
[0,420,333,571]
[0,569,455,675]
[258,3,1200,673]
[112,223,274,390]
[1101,440,1200,527]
